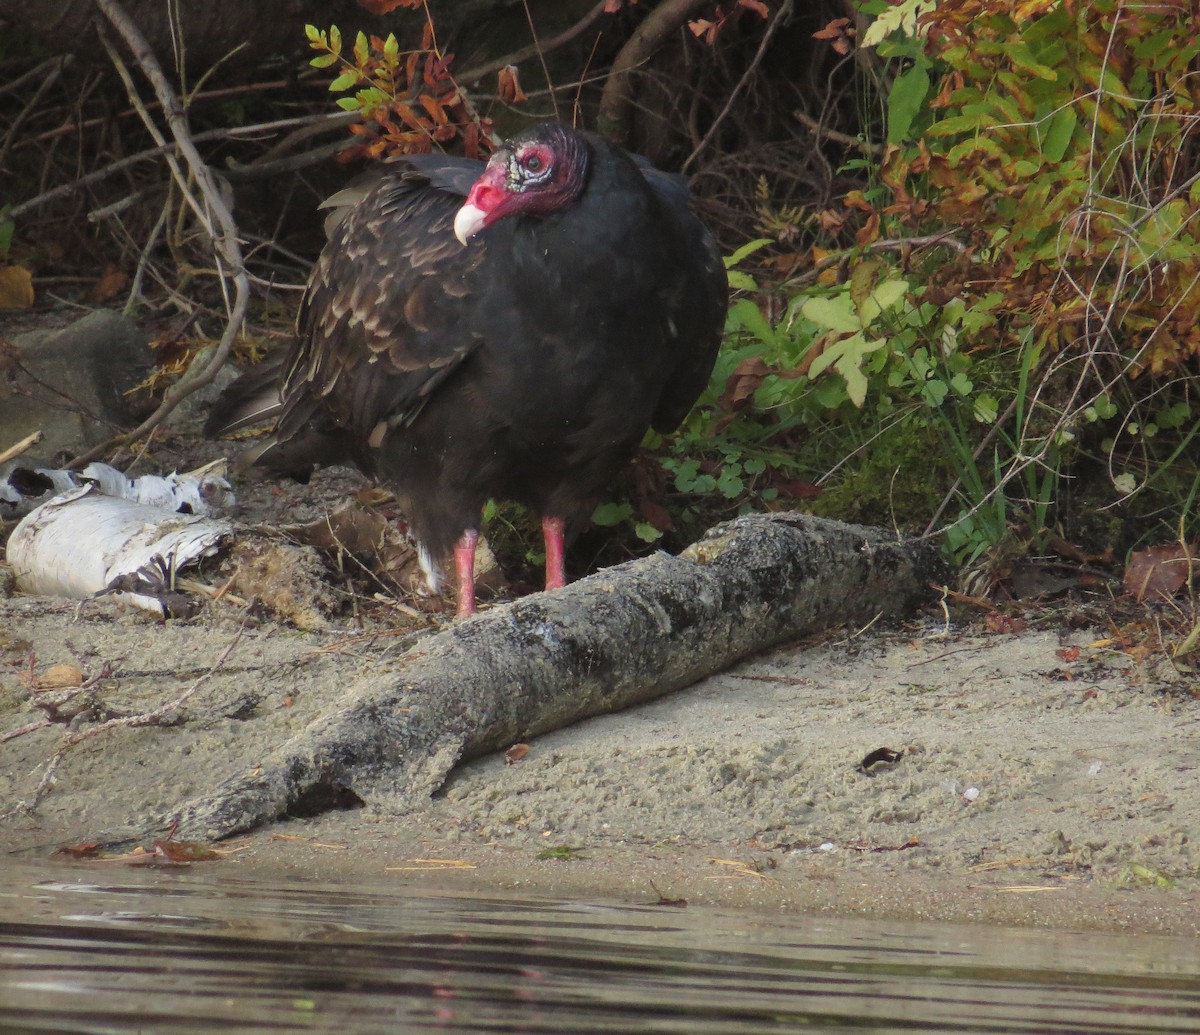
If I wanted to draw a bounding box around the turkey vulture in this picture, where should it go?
[206,120,727,616]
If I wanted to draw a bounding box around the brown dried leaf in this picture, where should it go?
[983,611,1028,634]
[418,93,449,125]
[1123,544,1196,602]
[497,65,528,105]
[35,663,85,690]
[769,476,822,500]
[423,51,454,87]
[89,267,129,304]
[53,842,102,859]
[718,356,772,410]
[505,743,530,765]
[0,265,34,310]
[637,497,673,533]
[813,17,855,55]
[153,839,223,862]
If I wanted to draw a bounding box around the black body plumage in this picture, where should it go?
[206,121,727,596]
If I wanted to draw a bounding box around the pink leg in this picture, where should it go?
[453,529,479,618]
[542,516,566,591]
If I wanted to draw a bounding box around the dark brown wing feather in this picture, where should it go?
[273,171,486,454]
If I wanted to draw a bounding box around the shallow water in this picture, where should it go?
[1,863,1198,1034]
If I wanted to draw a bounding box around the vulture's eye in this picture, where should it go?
[525,155,543,172]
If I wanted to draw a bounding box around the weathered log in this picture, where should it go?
[168,512,947,842]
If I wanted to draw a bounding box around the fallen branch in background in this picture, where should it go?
[0,431,42,468]
[7,111,355,223]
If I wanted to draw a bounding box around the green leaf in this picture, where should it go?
[537,845,583,861]
[946,136,1006,166]
[356,86,387,109]
[716,468,744,498]
[920,378,948,406]
[808,332,887,407]
[304,24,322,43]
[812,376,849,408]
[973,393,998,424]
[724,237,773,268]
[309,53,338,68]
[634,522,663,543]
[925,112,999,137]
[800,295,860,334]
[838,341,887,407]
[726,270,758,292]
[1138,199,1187,254]
[727,298,778,346]
[858,278,909,323]
[353,30,369,67]
[1040,105,1077,162]
[329,70,359,92]
[1093,394,1118,420]
[335,97,361,111]
[592,501,633,526]
[0,208,13,260]
[887,58,931,144]
[860,0,936,47]
[1155,402,1190,430]
[1099,66,1134,107]
[984,93,1024,126]
[329,24,342,55]
[1007,41,1057,81]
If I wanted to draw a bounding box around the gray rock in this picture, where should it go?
[0,310,152,462]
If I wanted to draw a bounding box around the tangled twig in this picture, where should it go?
[0,618,248,820]
[70,0,251,468]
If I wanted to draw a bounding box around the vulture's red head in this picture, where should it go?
[454,122,591,245]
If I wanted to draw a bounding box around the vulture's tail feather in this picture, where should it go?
[203,360,285,438]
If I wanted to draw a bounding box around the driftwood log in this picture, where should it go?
[168,512,947,842]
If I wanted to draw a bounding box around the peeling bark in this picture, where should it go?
[167,512,947,843]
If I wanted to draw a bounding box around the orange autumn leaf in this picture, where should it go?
[355,0,422,12]
[497,65,528,105]
[153,839,223,862]
[0,265,33,309]
[90,267,129,304]
[34,663,85,690]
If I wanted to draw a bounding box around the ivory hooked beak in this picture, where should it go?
[453,203,487,246]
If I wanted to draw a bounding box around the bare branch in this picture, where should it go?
[0,430,43,467]
[684,0,793,173]
[76,0,253,467]
[9,111,354,222]
[597,0,714,148]
[459,1,609,88]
